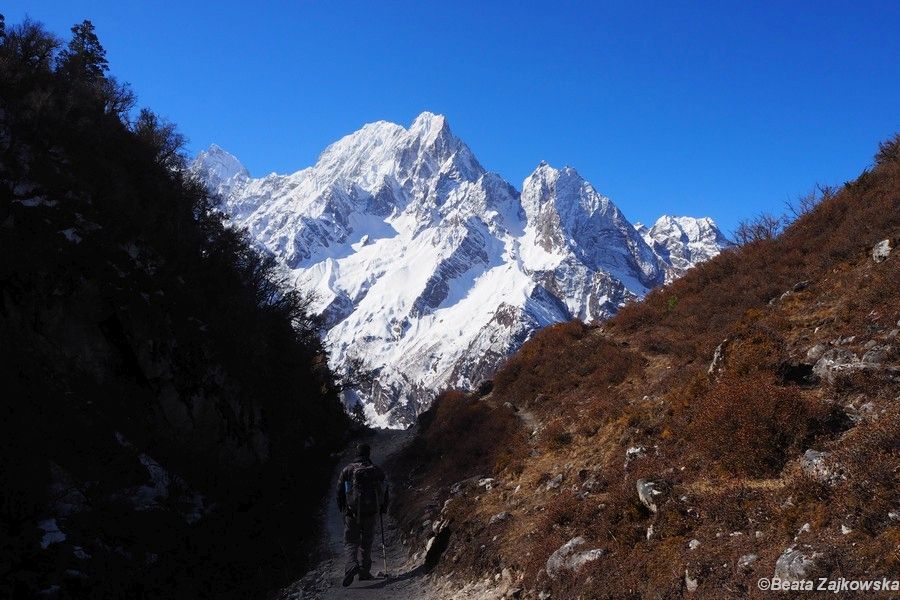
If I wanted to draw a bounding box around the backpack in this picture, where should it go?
[347,462,382,517]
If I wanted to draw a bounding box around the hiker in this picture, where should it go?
[337,442,389,586]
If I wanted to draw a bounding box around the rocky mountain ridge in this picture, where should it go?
[193,113,730,426]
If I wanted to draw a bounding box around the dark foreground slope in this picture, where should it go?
[389,137,900,598]
[0,19,349,599]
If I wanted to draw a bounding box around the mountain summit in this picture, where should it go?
[192,113,730,426]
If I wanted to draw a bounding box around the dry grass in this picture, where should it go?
[389,136,900,598]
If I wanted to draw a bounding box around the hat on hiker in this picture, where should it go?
[357,443,371,459]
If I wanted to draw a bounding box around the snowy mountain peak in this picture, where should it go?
[638,215,732,282]
[192,144,249,199]
[409,111,449,141]
[310,112,483,196]
[192,114,730,427]
[195,144,247,177]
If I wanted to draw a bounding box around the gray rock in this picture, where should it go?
[873,239,893,263]
[806,343,828,361]
[545,473,564,491]
[432,519,448,533]
[773,546,821,582]
[846,401,877,424]
[625,446,646,466]
[684,570,699,593]
[862,345,891,365]
[812,348,859,383]
[478,477,496,490]
[489,512,510,525]
[800,450,842,485]
[738,553,758,572]
[688,539,701,550]
[708,340,727,377]
[545,537,604,579]
[636,478,665,513]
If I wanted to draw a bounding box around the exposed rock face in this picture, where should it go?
[193,113,730,427]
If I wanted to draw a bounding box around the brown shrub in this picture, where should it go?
[687,374,834,477]
[724,325,788,376]
[492,321,637,416]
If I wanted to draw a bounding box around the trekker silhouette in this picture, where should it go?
[337,442,389,587]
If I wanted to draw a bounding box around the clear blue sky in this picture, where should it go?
[9,1,900,233]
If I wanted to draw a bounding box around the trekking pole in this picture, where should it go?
[377,494,388,578]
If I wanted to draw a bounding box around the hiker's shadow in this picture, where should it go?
[355,564,427,589]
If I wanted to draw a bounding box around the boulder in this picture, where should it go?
[773,546,821,582]
[545,537,604,579]
[805,343,828,361]
[873,239,893,263]
[812,348,859,383]
[862,345,891,365]
[800,450,843,485]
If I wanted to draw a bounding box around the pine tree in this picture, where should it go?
[350,402,367,426]
[58,19,108,81]
[1,14,6,42]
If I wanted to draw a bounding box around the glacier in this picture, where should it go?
[192,112,730,427]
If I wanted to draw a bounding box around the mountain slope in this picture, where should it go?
[193,114,730,426]
[386,135,900,598]
[1,20,349,599]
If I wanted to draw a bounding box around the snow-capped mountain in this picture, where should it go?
[192,112,729,427]
[635,215,732,282]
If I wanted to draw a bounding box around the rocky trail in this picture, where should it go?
[276,429,431,600]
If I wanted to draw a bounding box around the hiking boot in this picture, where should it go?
[342,566,359,587]
[358,571,375,580]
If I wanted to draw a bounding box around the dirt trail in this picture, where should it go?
[276,428,431,600]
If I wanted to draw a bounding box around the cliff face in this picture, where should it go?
[386,136,900,599]
[0,21,349,599]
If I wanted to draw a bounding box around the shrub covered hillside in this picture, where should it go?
[0,17,349,599]
[389,135,900,598]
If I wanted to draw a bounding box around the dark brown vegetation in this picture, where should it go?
[390,134,900,598]
[0,17,349,599]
